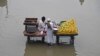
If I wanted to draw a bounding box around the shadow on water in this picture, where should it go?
[0,0,8,18]
[79,0,84,5]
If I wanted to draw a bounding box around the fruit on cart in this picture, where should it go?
[57,18,78,34]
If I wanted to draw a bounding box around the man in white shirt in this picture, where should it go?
[45,18,54,45]
[38,16,47,32]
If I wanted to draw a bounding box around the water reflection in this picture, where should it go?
[24,43,76,56]
[0,0,8,17]
[79,0,84,5]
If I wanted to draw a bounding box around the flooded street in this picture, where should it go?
[0,0,100,56]
[0,15,27,56]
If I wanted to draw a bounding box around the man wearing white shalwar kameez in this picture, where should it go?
[45,18,54,45]
[38,17,54,45]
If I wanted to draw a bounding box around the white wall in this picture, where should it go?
[0,0,100,56]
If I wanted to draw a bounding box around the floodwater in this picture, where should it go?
[0,15,27,56]
[24,43,75,56]
[0,0,100,56]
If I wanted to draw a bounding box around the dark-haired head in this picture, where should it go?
[41,16,46,22]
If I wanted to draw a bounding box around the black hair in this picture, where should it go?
[41,16,46,22]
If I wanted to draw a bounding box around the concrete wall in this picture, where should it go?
[0,0,100,56]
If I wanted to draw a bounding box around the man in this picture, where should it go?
[45,18,54,45]
[38,16,47,32]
